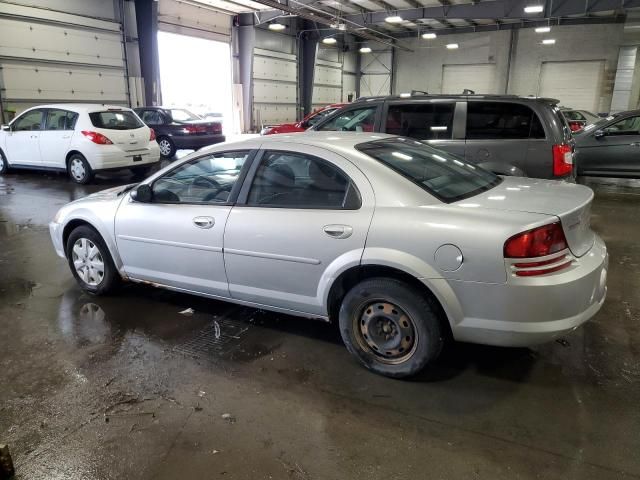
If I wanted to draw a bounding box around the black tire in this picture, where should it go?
[67,153,94,184]
[131,164,154,179]
[339,277,444,378]
[66,225,120,295]
[0,149,9,174]
[157,136,176,158]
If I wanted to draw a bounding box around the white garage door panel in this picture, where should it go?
[315,65,342,87]
[158,0,231,39]
[312,86,341,108]
[442,64,497,94]
[253,81,296,104]
[539,61,604,111]
[253,57,297,83]
[253,105,297,126]
[1,62,127,102]
[0,18,124,68]
[252,48,297,127]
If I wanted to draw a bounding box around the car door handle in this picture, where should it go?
[193,216,215,229]
[62,135,71,139]
[323,224,353,239]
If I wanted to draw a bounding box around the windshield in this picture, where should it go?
[356,137,501,203]
[89,110,144,130]
[582,115,617,133]
[169,109,200,122]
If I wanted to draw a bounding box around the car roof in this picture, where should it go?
[24,104,132,113]
[237,131,396,151]
[353,94,560,105]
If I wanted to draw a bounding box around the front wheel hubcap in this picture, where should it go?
[72,238,105,286]
[159,140,171,156]
[357,301,417,364]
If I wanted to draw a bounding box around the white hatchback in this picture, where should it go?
[0,104,161,184]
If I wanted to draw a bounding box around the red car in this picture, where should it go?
[261,103,346,135]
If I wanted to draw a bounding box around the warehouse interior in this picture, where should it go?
[1,0,640,479]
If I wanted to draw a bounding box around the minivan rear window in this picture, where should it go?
[357,137,501,203]
[466,102,545,139]
[89,110,144,130]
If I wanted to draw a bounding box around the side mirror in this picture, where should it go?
[1,125,10,132]
[131,184,152,202]
[594,129,606,139]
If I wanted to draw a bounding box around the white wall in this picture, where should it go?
[394,23,625,113]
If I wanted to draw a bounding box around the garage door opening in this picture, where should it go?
[158,31,235,134]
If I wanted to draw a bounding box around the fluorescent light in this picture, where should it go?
[535,26,551,33]
[268,23,285,31]
[359,46,372,53]
[524,5,544,13]
[399,92,411,98]
[542,38,556,45]
[422,32,437,39]
[446,43,459,49]
[322,37,337,44]
[385,15,403,23]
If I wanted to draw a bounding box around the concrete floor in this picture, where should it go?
[1,167,639,480]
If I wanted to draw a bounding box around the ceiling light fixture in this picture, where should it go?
[542,38,556,45]
[268,23,286,31]
[322,37,337,44]
[359,46,372,53]
[422,32,437,39]
[524,5,544,13]
[446,43,459,49]
[535,26,551,33]
[385,15,403,23]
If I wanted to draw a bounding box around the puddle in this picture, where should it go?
[0,183,14,195]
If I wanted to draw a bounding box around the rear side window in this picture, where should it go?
[89,110,144,130]
[385,103,455,140]
[45,109,78,131]
[466,102,545,140]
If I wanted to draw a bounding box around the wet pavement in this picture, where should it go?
[1,169,639,479]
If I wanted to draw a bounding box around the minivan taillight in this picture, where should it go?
[504,223,571,276]
[552,144,573,176]
[82,130,113,145]
[149,128,156,141]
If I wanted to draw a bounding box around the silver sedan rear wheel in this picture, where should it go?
[71,238,105,286]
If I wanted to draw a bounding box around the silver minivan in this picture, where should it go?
[311,94,575,180]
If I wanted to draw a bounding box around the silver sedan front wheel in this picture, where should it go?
[71,238,105,286]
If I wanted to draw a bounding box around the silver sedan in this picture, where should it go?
[50,132,608,378]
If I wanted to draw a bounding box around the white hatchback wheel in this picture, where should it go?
[71,238,105,286]
[0,152,7,173]
[70,157,87,182]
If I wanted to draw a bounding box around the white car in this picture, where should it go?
[0,104,161,184]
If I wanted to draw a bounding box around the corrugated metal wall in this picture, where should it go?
[157,0,231,42]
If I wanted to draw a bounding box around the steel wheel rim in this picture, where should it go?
[354,300,418,365]
[72,238,105,286]
[0,155,5,171]
[70,158,86,181]
[159,139,172,156]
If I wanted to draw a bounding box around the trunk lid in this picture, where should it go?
[176,119,222,135]
[97,126,150,152]
[458,176,595,257]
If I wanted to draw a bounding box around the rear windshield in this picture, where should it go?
[89,110,144,130]
[356,137,501,203]
[169,109,200,122]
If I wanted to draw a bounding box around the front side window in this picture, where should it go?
[316,106,376,132]
[466,102,544,140]
[356,137,501,203]
[247,151,360,209]
[385,103,455,140]
[306,108,338,127]
[12,110,44,132]
[89,110,144,130]
[169,109,200,122]
[603,115,640,135]
[152,151,249,204]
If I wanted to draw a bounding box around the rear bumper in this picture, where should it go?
[445,235,608,347]
[172,134,226,149]
[87,144,161,171]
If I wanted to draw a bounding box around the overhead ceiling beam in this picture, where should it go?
[391,14,626,38]
[339,0,640,23]
[245,0,413,50]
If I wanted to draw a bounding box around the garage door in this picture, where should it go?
[441,64,497,95]
[538,61,604,111]
[360,51,392,97]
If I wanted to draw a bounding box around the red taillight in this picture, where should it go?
[504,222,568,258]
[149,128,156,141]
[552,144,573,176]
[184,125,206,134]
[82,130,113,145]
